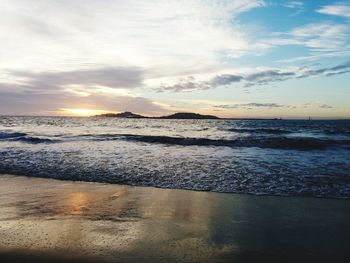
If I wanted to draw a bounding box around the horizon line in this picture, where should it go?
[1,114,349,121]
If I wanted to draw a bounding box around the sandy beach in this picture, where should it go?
[0,174,349,263]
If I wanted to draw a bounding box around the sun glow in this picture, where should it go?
[61,108,109,116]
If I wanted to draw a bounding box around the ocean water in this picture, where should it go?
[0,116,349,198]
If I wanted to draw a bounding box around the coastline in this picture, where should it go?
[1,171,349,200]
[0,174,349,263]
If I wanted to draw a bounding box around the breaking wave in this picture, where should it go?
[113,134,349,150]
[0,131,27,139]
[227,128,291,134]
[2,130,349,150]
[0,131,58,144]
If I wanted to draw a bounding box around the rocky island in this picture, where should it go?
[159,112,219,119]
[95,111,220,119]
[96,111,147,118]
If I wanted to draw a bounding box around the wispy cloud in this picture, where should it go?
[214,102,334,110]
[319,104,333,109]
[302,103,334,109]
[279,50,350,63]
[284,1,304,9]
[214,103,288,110]
[263,22,350,52]
[317,3,350,18]
[284,1,304,16]
[157,60,350,92]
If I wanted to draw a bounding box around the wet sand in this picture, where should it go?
[0,175,349,263]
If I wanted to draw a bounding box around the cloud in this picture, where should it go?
[10,67,145,90]
[209,74,244,86]
[329,60,350,71]
[279,50,350,63]
[0,87,167,116]
[245,70,295,82]
[284,1,303,9]
[214,102,334,111]
[263,23,350,52]
[325,70,350,77]
[319,104,333,109]
[214,103,287,109]
[156,60,350,92]
[157,70,296,92]
[317,4,350,18]
[0,0,265,75]
[302,103,334,109]
[284,1,304,16]
[299,60,350,78]
[0,67,169,115]
[291,23,349,50]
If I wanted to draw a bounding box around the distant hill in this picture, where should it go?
[95,111,220,119]
[160,112,220,119]
[95,111,147,118]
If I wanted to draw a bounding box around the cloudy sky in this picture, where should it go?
[0,0,349,118]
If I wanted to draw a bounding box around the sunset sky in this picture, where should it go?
[0,0,349,118]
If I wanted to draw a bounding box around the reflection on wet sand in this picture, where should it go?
[66,192,89,216]
[0,175,350,263]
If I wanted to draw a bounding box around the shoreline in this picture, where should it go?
[0,174,349,263]
[1,172,349,200]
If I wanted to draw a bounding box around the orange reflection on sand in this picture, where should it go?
[61,188,129,216]
[65,192,90,215]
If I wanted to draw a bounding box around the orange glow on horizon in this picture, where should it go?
[61,108,110,116]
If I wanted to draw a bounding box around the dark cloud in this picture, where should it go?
[298,68,327,78]
[157,60,350,92]
[291,60,350,79]
[245,70,295,82]
[329,60,350,71]
[159,81,205,93]
[156,70,294,92]
[209,74,243,86]
[325,70,350,77]
[11,67,145,90]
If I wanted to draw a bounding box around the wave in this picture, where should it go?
[324,129,350,136]
[0,131,58,144]
[13,137,59,144]
[2,130,350,149]
[227,128,291,134]
[0,131,27,139]
[116,134,350,150]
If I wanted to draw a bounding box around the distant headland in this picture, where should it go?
[94,111,286,120]
[95,111,219,119]
[96,111,147,118]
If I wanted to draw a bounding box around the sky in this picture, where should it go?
[0,0,349,118]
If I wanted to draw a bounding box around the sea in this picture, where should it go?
[0,116,349,198]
